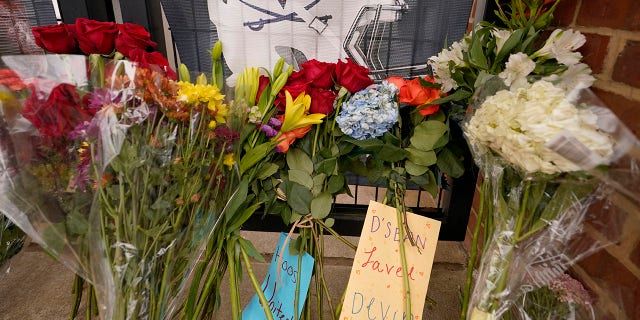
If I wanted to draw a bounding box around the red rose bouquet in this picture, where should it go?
[32,18,176,80]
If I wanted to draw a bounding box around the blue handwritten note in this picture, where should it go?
[242,233,315,320]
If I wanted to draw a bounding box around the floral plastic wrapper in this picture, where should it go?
[0,54,239,319]
[461,78,635,320]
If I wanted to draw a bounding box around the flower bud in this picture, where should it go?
[273,57,284,79]
[211,41,223,61]
[179,63,191,82]
[270,72,290,98]
[196,73,208,85]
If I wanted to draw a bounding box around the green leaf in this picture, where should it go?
[289,169,314,189]
[289,211,303,224]
[410,121,448,151]
[468,30,489,70]
[238,237,266,263]
[344,137,384,151]
[226,202,262,233]
[406,147,437,166]
[378,144,408,162]
[41,223,66,256]
[324,218,335,228]
[418,77,441,88]
[240,142,274,174]
[428,110,447,122]
[287,149,313,174]
[437,147,465,178]
[224,178,249,222]
[316,157,337,175]
[310,192,333,219]
[65,211,89,236]
[429,89,472,106]
[287,182,313,215]
[495,27,527,64]
[433,134,450,149]
[257,163,279,180]
[405,160,430,176]
[411,170,438,198]
[312,173,327,196]
[382,132,402,146]
[328,175,345,194]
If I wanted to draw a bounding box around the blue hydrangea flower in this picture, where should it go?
[336,81,398,140]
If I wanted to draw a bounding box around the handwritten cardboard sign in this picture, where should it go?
[242,233,314,320]
[339,201,441,320]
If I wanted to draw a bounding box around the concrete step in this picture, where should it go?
[0,232,468,320]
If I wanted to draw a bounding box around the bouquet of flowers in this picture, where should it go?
[0,17,279,318]
[425,1,639,319]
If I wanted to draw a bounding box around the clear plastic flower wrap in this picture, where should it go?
[460,77,637,320]
[0,54,244,319]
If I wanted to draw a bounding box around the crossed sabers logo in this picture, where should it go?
[237,0,333,31]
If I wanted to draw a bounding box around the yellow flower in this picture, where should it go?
[208,120,217,129]
[223,153,235,170]
[208,102,229,124]
[177,82,225,106]
[279,91,325,132]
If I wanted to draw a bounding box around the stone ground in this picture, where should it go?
[0,231,468,320]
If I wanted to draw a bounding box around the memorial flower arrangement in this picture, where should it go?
[0,52,251,320]
[0,20,278,319]
[0,16,470,320]
[427,0,635,319]
[219,55,463,318]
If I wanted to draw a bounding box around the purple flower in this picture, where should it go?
[268,117,282,129]
[261,124,278,137]
[68,120,99,140]
[86,88,121,113]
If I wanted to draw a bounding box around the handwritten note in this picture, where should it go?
[339,201,441,320]
[242,233,314,320]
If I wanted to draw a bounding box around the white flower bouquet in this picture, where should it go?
[425,1,640,317]
[462,78,636,320]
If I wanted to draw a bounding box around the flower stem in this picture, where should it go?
[460,178,487,320]
[227,239,242,320]
[489,180,531,313]
[241,244,275,320]
[395,195,412,318]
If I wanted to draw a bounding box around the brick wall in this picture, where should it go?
[463,0,640,318]
[554,1,640,318]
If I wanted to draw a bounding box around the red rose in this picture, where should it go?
[309,87,337,115]
[32,23,78,54]
[275,82,308,111]
[255,75,270,103]
[22,83,93,139]
[275,70,310,110]
[286,70,309,86]
[301,59,336,89]
[129,49,177,80]
[335,58,373,93]
[75,18,118,55]
[115,23,158,58]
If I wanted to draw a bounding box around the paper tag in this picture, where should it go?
[545,130,605,170]
[339,201,441,320]
[242,233,314,320]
